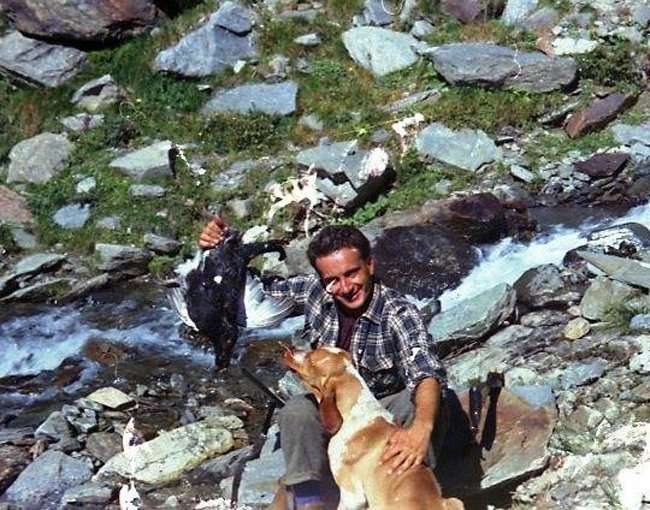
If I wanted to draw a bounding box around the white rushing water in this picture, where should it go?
[439,201,650,310]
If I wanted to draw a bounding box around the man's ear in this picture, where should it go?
[319,381,343,435]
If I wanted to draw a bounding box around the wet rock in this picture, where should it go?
[129,184,166,197]
[154,5,256,77]
[52,203,91,229]
[580,276,641,321]
[342,27,419,77]
[0,445,30,493]
[95,243,152,275]
[520,310,569,327]
[0,253,67,297]
[578,251,650,291]
[429,283,516,353]
[60,481,114,506]
[563,317,591,340]
[514,264,584,309]
[5,450,93,509]
[96,416,237,484]
[7,132,74,184]
[416,122,501,172]
[71,74,123,112]
[143,233,181,255]
[565,93,638,138]
[296,140,393,209]
[60,112,105,133]
[109,140,174,181]
[202,81,298,116]
[1,0,158,44]
[85,387,134,410]
[571,222,650,262]
[1,277,73,303]
[440,0,481,23]
[85,432,122,463]
[429,43,576,93]
[0,186,33,224]
[60,273,111,303]
[501,0,538,26]
[372,224,478,299]
[573,152,629,178]
[0,31,87,87]
[560,358,607,389]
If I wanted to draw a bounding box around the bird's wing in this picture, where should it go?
[166,287,199,331]
[242,272,295,329]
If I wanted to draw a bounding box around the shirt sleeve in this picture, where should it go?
[389,303,447,397]
[263,274,317,307]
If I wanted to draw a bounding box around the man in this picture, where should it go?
[199,217,447,510]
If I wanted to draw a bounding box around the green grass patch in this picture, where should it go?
[423,18,537,49]
[524,129,617,169]
[576,41,647,91]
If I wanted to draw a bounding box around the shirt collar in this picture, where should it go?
[320,279,383,325]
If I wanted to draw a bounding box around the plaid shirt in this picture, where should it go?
[266,274,447,399]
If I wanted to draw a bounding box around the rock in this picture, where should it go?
[372,224,478,299]
[632,3,650,26]
[85,432,122,463]
[573,152,629,178]
[565,93,637,138]
[108,140,174,181]
[630,314,650,332]
[363,0,393,25]
[0,31,87,87]
[578,251,650,291]
[560,358,607,389]
[526,7,559,31]
[611,122,650,146]
[416,122,501,172]
[551,37,598,55]
[202,81,298,116]
[298,113,324,131]
[95,416,236,484]
[143,233,181,255]
[296,140,393,209]
[429,283,516,353]
[200,444,257,478]
[75,176,97,194]
[0,186,33,224]
[579,276,641,321]
[520,310,569,327]
[34,411,73,441]
[60,273,111,302]
[214,1,254,34]
[630,338,650,374]
[7,226,37,250]
[7,132,73,184]
[514,264,584,309]
[85,386,134,409]
[60,112,104,133]
[510,164,536,183]
[1,0,158,43]
[96,216,121,230]
[5,450,92,509]
[440,0,481,24]
[128,184,166,197]
[0,428,34,446]
[236,429,284,507]
[294,33,321,46]
[429,43,577,93]
[52,203,91,229]
[11,253,66,279]
[383,88,440,113]
[501,0,538,26]
[0,445,30,494]
[564,317,591,340]
[67,408,98,434]
[227,198,252,220]
[71,74,123,112]
[342,27,419,77]
[1,277,72,302]
[410,20,435,38]
[154,5,256,77]
[60,481,114,506]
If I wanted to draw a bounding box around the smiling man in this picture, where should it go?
[199,219,447,510]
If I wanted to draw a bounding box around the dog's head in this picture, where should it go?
[283,347,353,434]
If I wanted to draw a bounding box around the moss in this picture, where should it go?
[0,224,19,254]
[148,255,178,276]
[576,41,647,91]
[525,130,617,170]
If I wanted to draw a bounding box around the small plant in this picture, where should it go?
[0,224,19,255]
[203,112,293,155]
[603,300,650,333]
[577,41,647,90]
[148,255,178,277]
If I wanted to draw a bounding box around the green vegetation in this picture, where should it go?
[603,299,650,333]
[0,224,19,254]
[577,41,648,91]
[524,130,618,170]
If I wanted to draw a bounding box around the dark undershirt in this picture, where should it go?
[336,286,373,351]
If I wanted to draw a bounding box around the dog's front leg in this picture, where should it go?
[338,487,367,510]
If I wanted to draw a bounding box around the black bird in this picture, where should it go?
[167,229,293,368]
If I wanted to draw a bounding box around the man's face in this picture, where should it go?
[314,247,374,312]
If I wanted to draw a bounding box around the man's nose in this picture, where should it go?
[339,277,353,294]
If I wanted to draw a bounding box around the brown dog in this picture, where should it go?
[283,346,464,510]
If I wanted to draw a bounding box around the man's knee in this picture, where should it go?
[278,394,321,428]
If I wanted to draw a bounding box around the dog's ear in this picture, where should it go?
[319,380,342,434]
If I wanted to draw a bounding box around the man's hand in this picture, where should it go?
[198,216,229,249]
[380,420,432,475]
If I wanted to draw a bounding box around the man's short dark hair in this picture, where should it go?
[307,225,371,269]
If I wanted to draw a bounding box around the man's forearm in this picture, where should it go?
[412,377,441,432]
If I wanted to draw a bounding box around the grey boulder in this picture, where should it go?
[342,27,419,77]
[202,81,298,116]
[71,74,123,112]
[7,132,74,184]
[52,203,92,229]
[109,140,174,180]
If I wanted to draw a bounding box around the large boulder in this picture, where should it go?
[1,0,159,44]
[428,43,577,93]
[416,123,501,172]
[154,2,257,77]
[95,416,238,484]
[0,445,31,494]
[579,277,642,321]
[342,27,419,77]
[514,264,585,309]
[4,450,93,509]
[201,81,298,116]
[0,31,87,87]
[578,251,650,291]
[7,133,73,184]
[108,140,174,181]
[371,224,479,299]
[95,243,152,276]
[428,283,517,353]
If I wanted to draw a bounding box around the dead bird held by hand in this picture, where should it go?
[167,229,293,368]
